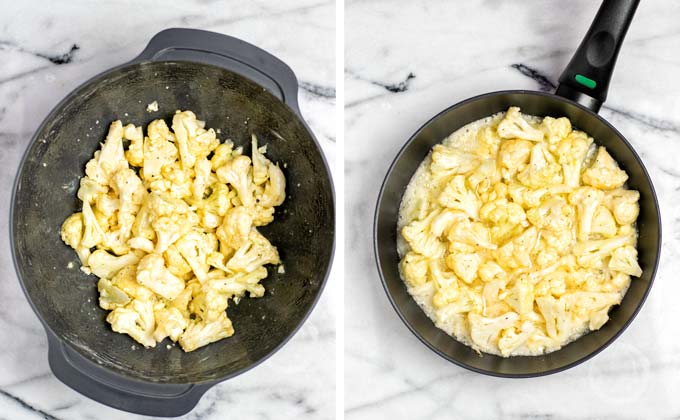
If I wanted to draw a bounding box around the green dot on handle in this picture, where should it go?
[575,74,597,89]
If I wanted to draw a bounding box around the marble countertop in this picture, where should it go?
[345,0,680,419]
[0,1,336,419]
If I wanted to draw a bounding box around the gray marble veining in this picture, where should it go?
[345,1,680,419]
[0,1,336,419]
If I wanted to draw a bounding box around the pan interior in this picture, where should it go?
[12,61,334,383]
[376,91,660,376]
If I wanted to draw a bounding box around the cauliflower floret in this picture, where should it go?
[555,131,592,187]
[467,159,501,197]
[569,186,605,241]
[164,244,193,279]
[251,135,270,185]
[401,212,447,258]
[192,158,214,202]
[77,177,108,204]
[429,260,461,308]
[216,155,254,207]
[494,226,538,269]
[539,116,572,145]
[179,312,234,352]
[175,231,217,282]
[256,162,286,208]
[504,276,534,317]
[400,252,429,287]
[107,299,156,348]
[582,147,628,189]
[447,220,496,250]
[97,278,131,310]
[189,284,229,322]
[136,253,186,300]
[60,212,91,263]
[217,207,253,251]
[430,144,479,175]
[498,139,533,181]
[468,312,520,350]
[437,175,480,219]
[480,198,527,243]
[445,253,481,284]
[198,183,232,229]
[609,245,642,277]
[128,236,154,253]
[172,111,219,169]
[88,249,141,279]
[497,107,544,141]
[209,267,269,299]
[535,295,568,340]
[80,200,106,248]
[123,123,144,167]
[475,126,502,158]
[141,126,178,182]
[110,265,155,301]
[210,141,235,171]
[517,142,563,187]
[591,206,617,238]
[573,234,635,269]
[85,120,128,185]
[526,197,574,232]
[606,189,640,225]
[153,307,188,342]
[226,229,280,273]
[498,321,535,356]
[478,261,507,283]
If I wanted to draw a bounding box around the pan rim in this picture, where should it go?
[373,89,661,378]
[10,58,336,385]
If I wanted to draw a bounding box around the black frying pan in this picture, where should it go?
[375,0,661,377]
[11,29,334,415]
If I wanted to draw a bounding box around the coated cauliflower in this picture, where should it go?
[497,107,544,141]
[582,147,628,189]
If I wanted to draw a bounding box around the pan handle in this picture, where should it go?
[45,330,213,416]
[555,0,640,112]
[133,28,301,115]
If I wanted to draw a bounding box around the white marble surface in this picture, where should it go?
[0,1,336,419]
[345,1,680,419]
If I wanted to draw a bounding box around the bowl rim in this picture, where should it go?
[10,58,336,385]
[373,89,661,378]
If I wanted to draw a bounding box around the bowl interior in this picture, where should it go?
[12,61,334,383]
[375,91,660,377]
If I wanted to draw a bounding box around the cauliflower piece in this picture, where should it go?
[97,278,131,310]
[468,312,520,350]
[467,159,501,197]
[400,252,429,287]
[573,234,635,269]
[179,312,234,352]
[541,228,575,255]
[446,253,481,284]
[475,126,502,158]
[480,198,527,243]
[147,119,175,142]
[591,206,617,238]
[498,139,533,181]
[216,155,254,207]
[535,295,568,339]
[77,177,108,204]
[198,183,232,228]
[80,200,106,248]
[172,111,219,169]
[123,124,144,167]
[153,307,188,342]
[141,126,178,182]
[447,220,496,250]
[175,231,217,282]
[112,168,146,237]
[136,253,186,300]
[494,227,538,269]
[429,208,467,237]
[526,197,574,232]
[110,265,155,301]
[497,107,544,141]
[60,212,91,263]
[498,321,536,356]
[251,135,270,185]
[226,229,280,273]
[606,189,640,225]
[517,142,563,187]
[478,261,507,283]
[87,249,141,279]
[210,141,235,171]
[107,299,156,348]
[192,158,214,202]
[609,245,642,277]
[217,207,253,251]
[189,283,229,322]
[582,147,628,189]
[146,192,198,253]
[85,120,128,185]
[256,162,286,208]
[164,244,194,279]
[401,212,447,258]
[430,144,479,175]
[504,276,534,317]
[555,131,592,187]
[539,116,572,145]
[437,175,480,219]
[569,186,605,241]
[429,260,461,308]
